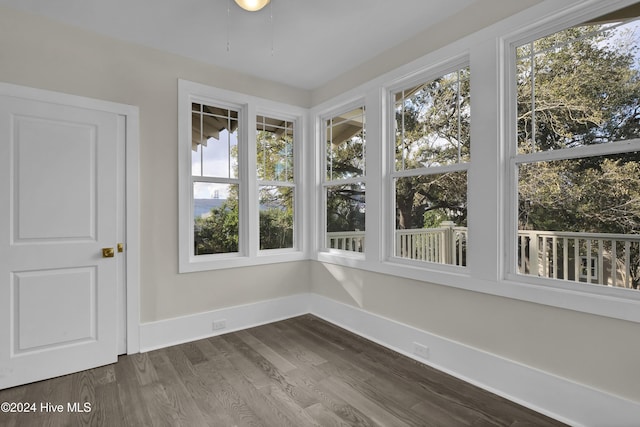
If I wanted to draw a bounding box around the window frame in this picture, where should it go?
[503,5,640,300]
[191,99,244,257]
[319,99,367,259]
[311,1,640,323]
[255,110,299,254]
[178,79,307,273]
[385,59,471,272]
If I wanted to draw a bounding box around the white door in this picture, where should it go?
[0,94,123,389]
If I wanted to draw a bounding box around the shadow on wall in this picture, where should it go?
[316,262,365,308]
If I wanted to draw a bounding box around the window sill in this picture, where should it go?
[179,251,307,273]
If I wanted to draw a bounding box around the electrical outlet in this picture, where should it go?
[212,319,226,331]
[413,342,430,359]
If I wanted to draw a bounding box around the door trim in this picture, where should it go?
[0,82,140,354]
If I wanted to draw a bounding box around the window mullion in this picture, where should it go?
[457,69,462,163]
[530,41,536,154]
[245,104,257,258]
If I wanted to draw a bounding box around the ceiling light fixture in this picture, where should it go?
[234,0,270,12]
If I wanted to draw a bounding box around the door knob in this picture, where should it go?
[102,247,115,258]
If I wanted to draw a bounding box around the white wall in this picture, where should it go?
[311,0,542,105]
[311,262,640,404]
[308,0,640,406]
[0,6,311,323]
[2,0,639,411]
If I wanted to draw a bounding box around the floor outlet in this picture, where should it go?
[212,319,226,331]
[413,342,430,359]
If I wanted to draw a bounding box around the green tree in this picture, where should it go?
[516,20,640,288]
[394,68,470,230]
[517,23,640,234]
[257,128,295,249]
[325,109,366,233]
[194,127,296,254]
[194,197,239,255]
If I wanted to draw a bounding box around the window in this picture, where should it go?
[257,115,295,250]
[511,10,640,292]
[179,80,305,272]
[391,65,470,266]
[323,105,366,253]
[192,102,241,255]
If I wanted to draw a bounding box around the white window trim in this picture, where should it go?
[255,107,303,256]
[385,59,471,272]
[310,0,640,324]
[502,1,640,306]
[317,99,368,262]
[177,2,640,324]
[178,79,307,272]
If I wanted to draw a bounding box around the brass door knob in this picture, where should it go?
[102,247,115,258]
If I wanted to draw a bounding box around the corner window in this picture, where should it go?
[178,80,305,272]
[257,115,295,250]
[323,106,366,253]
[512,10,640,292]
[391,65,470,266]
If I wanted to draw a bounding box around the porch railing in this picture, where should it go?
[326,221,467,266]
[326,231,365,253]
[395,222,467,266]
[518,230,640,289]
[326,225,640,288]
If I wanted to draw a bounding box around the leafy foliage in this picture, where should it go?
[517,21,640,234]
[394,68,470,230]
[194,127,295,254]
[518,25,640,151]
[195,198,239,255]
[326,107,367,234]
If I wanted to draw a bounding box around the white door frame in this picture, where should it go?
[0,82,141,355]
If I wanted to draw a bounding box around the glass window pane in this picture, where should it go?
[257,116,294,182]
[193,182,239,255]
[516,18,640,153]
[394,67,471,171]
[394,172,467,265]
[326,107,365,181]
[259,185,294,250]
[191,102,239,179]
[201,125,238,179]
[517,153,640,288]
[326,183,365,252]
[191,134,202,176]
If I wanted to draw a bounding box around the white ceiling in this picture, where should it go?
[0,0,530,90]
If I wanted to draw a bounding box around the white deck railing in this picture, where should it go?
[395,222,467,266]
[326,230,365,253]
[327,225,640,289]
[518,230,640,288]
[327,221,468,266]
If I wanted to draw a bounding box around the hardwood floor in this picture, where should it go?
[0,315,565,426]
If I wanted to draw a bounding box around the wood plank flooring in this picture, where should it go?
[0,315,565,426]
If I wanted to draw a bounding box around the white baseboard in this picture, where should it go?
[139,292,640,426]
[308,294,640,427]
[139,293,310,352]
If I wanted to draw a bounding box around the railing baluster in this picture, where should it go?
[612,240,617,288]
[574,238,580,283]
[519,235,525,274]
[541,236,547,277]
[562,237,568,280]
[552,236,557,279]
[625,240,631,288]
[586,239,592,283]
[598,239,604,286]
